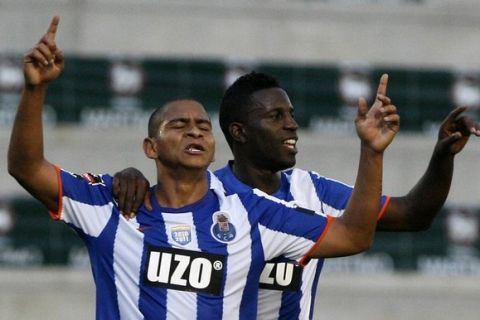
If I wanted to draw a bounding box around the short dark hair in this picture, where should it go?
[219,71,281,146]
[148,106,164,138]
[147,97,193,137]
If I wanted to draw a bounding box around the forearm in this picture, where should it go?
[8,84,49,178]
[382,148,454,231]
[341,144,384,250]
[311,145,384,258]
[410,146,454,209]
[8,83,59,211]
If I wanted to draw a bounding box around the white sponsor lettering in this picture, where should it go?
[275,262,294,286]
[260,262,294,286]
[147,251,215,289]
[189,258,212,289]
[170,254,189,286]
[259,263,275,285]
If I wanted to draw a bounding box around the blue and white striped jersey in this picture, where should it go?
[50,167,331,320]
[214,162,390,320]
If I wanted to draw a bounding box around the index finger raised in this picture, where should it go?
[445,106,467,122]
[376,73,389,97]
[45,15,60,40]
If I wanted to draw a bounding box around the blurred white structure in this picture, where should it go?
[1,0,480,69]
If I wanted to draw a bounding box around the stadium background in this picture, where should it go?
[1,0,480,319]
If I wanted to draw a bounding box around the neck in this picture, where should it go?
[231,160,281,195]
[154,167,209,208]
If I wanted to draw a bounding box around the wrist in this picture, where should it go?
[432,142,455,159]
[24,83,48,93]
[360,142,385,157]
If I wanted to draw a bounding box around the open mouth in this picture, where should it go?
[185,143,205,154]
[283,138,297,150]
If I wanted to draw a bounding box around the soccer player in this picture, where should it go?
[8,16,400,319]
[115,72,479,319]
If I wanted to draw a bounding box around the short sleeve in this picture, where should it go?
[50,167,116,237]
[242,190,330,264]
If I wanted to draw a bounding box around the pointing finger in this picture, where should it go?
[445,106,467,123]
[45,16,60,40]
[376,74,389,97]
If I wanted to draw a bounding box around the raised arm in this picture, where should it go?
[310,74,400,258]
[378,107,480,231]
[7,16,64,212]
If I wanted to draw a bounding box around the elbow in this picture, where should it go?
[7,158,21,180]
[404,208,437,231]
[7,149,20,179]
[8,156,34,183]
[408,218,434,232]
[347,232,374,255]
[353,236,374,254]
[8,163,26,185]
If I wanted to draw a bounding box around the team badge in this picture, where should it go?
[171,224,192,245]
[210,211,236,243]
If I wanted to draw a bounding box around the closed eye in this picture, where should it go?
[197,120,212,131]
[169,120,187,129]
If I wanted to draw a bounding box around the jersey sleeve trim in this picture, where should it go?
[298,215,334,267]
[48,165,63,221]
[377,196,391,221]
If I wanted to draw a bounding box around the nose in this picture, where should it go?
[284,113,299,131]
[186,124,203,137]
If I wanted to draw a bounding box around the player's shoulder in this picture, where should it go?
[61,169,112,186]
[58,169,114,207]
[285,167,351,187]
[282,167,324,183]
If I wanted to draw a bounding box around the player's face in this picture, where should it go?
[153,100,215,170]
[243,88,298,171]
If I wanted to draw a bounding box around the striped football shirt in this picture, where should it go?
[50,167,331,320]
[215,162,389,320]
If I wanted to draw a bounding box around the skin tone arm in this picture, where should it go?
[8,16,63,213]
[309,74,399,257]
[378,106,480,231]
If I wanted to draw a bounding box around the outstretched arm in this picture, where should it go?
[311,74,400,258]
[378,107,480,231]
[8,16,64,212]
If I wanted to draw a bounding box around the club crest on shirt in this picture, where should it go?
[210,211,236,243]
[171,224,192,246]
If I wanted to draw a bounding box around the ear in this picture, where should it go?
[229,122,247,143]
[143,137,157,159]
